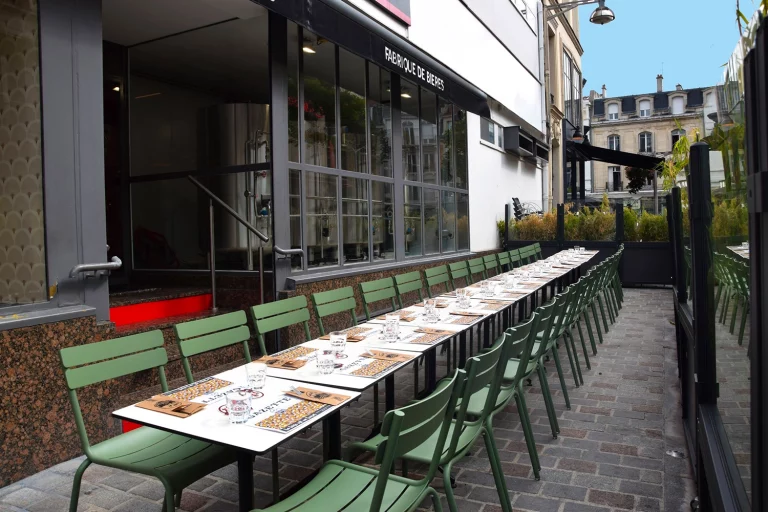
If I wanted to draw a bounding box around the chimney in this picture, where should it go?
[601,84,607,98]
[656,74,663,93]
[676,84,683,91]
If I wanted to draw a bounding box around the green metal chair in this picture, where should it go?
[394,271,425,309]
[350,338,512,511]
[467,257,486,283]
[424,265,452,298]
[532,243,543,260]
[250,296,312,355]
[253,372,463,512]
[507,249,523,269]
[482,254,500,277]
[175,311,252,384]
[496,251,511,273]
[60,332,236,512]
[311,287,358,337]
[360,277,398,319]
[448,260,471,289]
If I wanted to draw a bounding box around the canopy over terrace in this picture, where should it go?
[564,139,664,202]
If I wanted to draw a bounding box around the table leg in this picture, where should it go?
[237,450,254,512]
[385,374,395,412]
[424,349,437,394]
[271,448,279,503]
[323,410,342,461]
[459,331,467,368]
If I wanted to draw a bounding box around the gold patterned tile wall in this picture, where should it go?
[0,0,45,304]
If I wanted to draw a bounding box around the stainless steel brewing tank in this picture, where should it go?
[199,104,270,252]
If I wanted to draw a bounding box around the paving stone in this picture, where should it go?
[99,472,147,492]
[2,488,50,508]
[587,489,636,510]
[541,482,588,500]
[112,498,162,511]
[556,458,597,473]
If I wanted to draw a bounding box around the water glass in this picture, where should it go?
[424,299,440,323]
[505,274,518,290]
[384,314,400,342]
[742,241,749,249]
[317,350,336,375]
[329,331,347,358]
[246,363,267,395]
[456,288,471,308]
[226,390,251,425]
[481,280,494,297]
[579,246,585,254]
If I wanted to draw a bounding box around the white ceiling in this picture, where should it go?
[102,0,266,46]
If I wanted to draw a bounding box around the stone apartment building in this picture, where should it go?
[587,75,719,193]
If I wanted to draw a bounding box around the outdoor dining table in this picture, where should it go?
[113,367,360,511]
[727,245,750,259]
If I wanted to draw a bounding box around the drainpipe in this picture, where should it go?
[539,1,551,211]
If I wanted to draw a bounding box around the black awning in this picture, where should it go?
[568,142,664,170]
[253,0,491,118]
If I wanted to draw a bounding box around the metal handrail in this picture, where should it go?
[188,176,271,308]
[69,256,122,278]
[274,246,304,256]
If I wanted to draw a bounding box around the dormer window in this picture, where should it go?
[639,99,651,117]
[671,96,685,115]
[608,103,619,120]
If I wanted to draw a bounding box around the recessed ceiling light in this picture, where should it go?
[112,86,120,92]
[400,92,411,99]
[302,46,316,54]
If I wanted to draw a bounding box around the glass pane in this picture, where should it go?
[424,189,440,255]
[289,170,302,271]
[404,185,422,257]
[303,31,336,168]
[0,0,45,304]
[368,64,392,177]
[401,78,420,181]
[457,194,469,250]
[480,118,494,144]
[421,88,438,184]
[454,108,468,189]
[306,171,339,268]
[339,49,366,173]
[372,181,395,261]
[439,98,453,187]
[442,191,456,252]
[341,176,369,264]
[288,23,299,162]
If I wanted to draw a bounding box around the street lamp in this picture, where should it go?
[546,0,616,25]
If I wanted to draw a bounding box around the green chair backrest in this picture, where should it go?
[519,246,535,264]
[360,277,397,320]
[483,254,499,276]
[533,242,542,260]
[175,311,251,383]
[424,265,451,298]
[467,257,487,282]
[528,300,557,365]
[371,371,463,508]
[503,313,541,386]
[394,271,424,309]
[60,331,169,451]
[311,287,358,336]
[448,260,471,289]
[250,296,312,356]
[507,249,523,268]
[496,251,511,272]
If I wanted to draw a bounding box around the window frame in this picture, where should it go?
[480,117,504,150]
[608,134,620,151]
[607,102,619,121]
[287,25,470,276]
[639,131,654,153]
[638,98,652,118]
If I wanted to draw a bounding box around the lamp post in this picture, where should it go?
[545,0,616,25]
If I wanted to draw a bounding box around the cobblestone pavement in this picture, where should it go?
[0,288,696,512]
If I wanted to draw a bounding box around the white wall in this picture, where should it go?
[408,0,543,130]
[467,113,541,252]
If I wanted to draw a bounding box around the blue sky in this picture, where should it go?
[577,0,758,98]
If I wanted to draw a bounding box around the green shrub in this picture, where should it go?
[511,212,557,241]
[638,212,668,241]
[712,198,748,239]
[624,207,639,242]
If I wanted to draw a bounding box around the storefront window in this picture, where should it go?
[457,193,469,250]
[306,171,338,268]
[401,78,420,181]
[404,185,422,257]
[341,176,369,264]
[0,0,46,304]
[424,189,440,255]
[442,191,457,253]
[288,22,299,162]
[372,182,394,261]
[421,89,438,184]
[289,170,302,271]
[339,49,366,173]
[439,98,453,187]
[368,64,392,177]
[303,30,336,168]
[454,109,468,190]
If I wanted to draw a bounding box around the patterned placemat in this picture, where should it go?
[253,401,328,432]
[409,333,446,345]
[449,315,477,325]
[376,311,417,322]
[350,359,401,378]
[481,303,507,311]
[164,377,232,401]
[272,346,317,360]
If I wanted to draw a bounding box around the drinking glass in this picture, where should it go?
[329,331,347,359]
[742,241,749,249]
[424,299,440,323]
[481,280,494,297]
[226,390,251,425]
[505,274,518,290]
[579,246,585,254]
[456,288,471,308]
[246,362,267,399]
[384,314,400,342]
[316,350,336,375]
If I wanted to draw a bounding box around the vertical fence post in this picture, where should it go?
[671,187,687,304]
[504,203,510,250]
[556,203,565,250]
[615,204,624,281]
[689,142,717,405]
